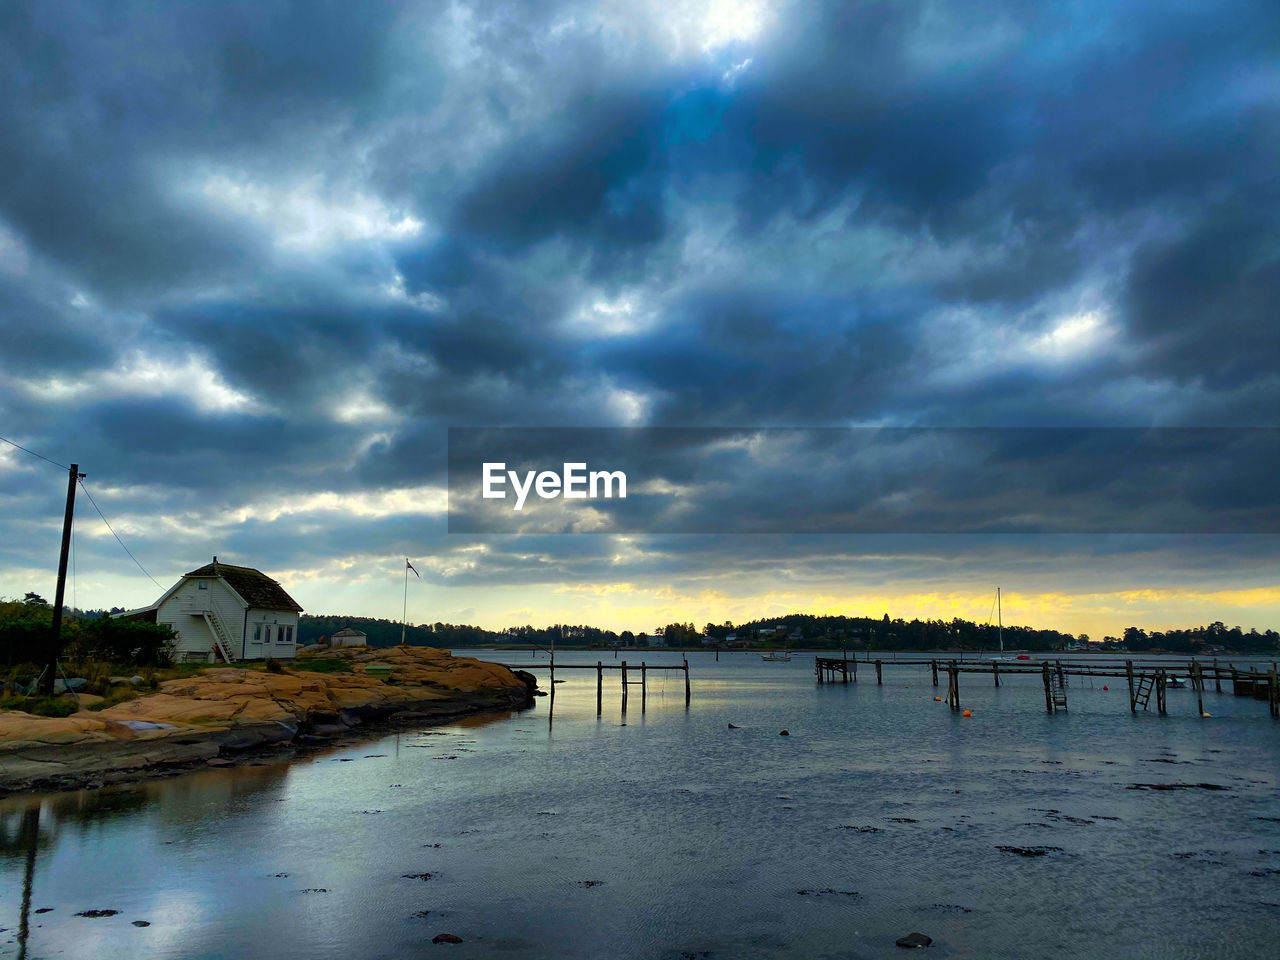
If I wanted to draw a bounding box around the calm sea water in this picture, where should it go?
[2,650,1278,960]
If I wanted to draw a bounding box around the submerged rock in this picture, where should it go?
[432,933,463,944]
[131,920,151,927]
[1127,783,1230,791]
[896,932,932,948]
[996,845,1063,857]
[75,909,119,918]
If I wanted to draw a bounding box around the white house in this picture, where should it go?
[328,626,368,648]
[118,557,303,663]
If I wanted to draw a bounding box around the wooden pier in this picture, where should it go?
[495,659,691,715]
[814,655,1280,718]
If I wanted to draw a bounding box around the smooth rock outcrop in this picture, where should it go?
[0,647,532,793]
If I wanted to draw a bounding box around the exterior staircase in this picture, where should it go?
[202,611,237,663]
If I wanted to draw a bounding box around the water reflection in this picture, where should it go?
[0,807,39,960]
[1,652,1277,960]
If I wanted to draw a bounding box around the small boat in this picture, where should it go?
[761,651,792,662]
[1015,654,1032,661]
[1167,675,1187,688]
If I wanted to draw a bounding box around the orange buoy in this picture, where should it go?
[1102,685,1108,691]
[962,710,972,717]
[935,696,942,702]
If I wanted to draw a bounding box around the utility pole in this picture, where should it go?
[41,463,83,695]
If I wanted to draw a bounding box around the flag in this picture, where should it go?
[406,558,420,578]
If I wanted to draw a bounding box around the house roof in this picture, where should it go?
[184,561,303,612]
[332,627,367,637]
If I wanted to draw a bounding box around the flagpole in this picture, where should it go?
[401,558,408,646]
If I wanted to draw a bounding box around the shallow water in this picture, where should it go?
[2,650,1278,959]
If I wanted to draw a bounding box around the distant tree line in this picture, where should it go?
[1111,622,1279,655]
[6,594,1277,662]
[300,610,1279,654]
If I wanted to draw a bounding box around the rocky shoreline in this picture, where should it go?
[0,647,537,795]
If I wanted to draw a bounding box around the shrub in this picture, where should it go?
[71,619,177,667]
[264,658,283,674]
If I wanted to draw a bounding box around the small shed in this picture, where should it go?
[329,627,368,648]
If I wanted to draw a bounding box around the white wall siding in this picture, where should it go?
[244,610,299,660]
[152,573,300,662]
[157,577,247,662]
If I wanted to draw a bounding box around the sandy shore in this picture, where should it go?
[0,646,536,795]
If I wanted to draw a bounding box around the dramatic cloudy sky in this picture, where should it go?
[2,0,1277,638]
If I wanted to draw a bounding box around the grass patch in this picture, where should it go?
[291,658,353,674]
[85,687,141,711]
[0,695,80,718]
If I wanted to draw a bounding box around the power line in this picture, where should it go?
[77,479,162,589]
[0,434,68,471]
[0,438,162,592]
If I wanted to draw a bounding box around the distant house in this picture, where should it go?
[116,557,303,663]
[328,626,368,648]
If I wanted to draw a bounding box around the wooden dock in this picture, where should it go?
[814,654,1280,718]
[494,659,690,715]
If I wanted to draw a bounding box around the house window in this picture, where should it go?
[198,581,208,590]
[278,625,293,644]
[253,624,262,643]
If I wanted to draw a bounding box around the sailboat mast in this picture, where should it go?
[997,586,1003,653]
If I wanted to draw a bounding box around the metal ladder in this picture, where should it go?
[1051,667,1069,710]
[1133,674,1155,710]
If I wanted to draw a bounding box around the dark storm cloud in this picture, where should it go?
[1,0,1277,605]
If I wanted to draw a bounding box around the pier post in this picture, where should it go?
[851,657,857,681]
[993,661,1000,687]
[641,662,647,713]
[931,660,938,686]
[1214,658,1221,693]
[875,659,882,685]
[1156,670,1167,715]
[684,658,691,707]
[1269,668,1279,718]
[1126,660,1136,713]
[1043,663,1053,713]
[842,649,849,684]
[597,660,603,716]
[1192,661,1204,717]
[948,660,960,711]
[621,661,628,715]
